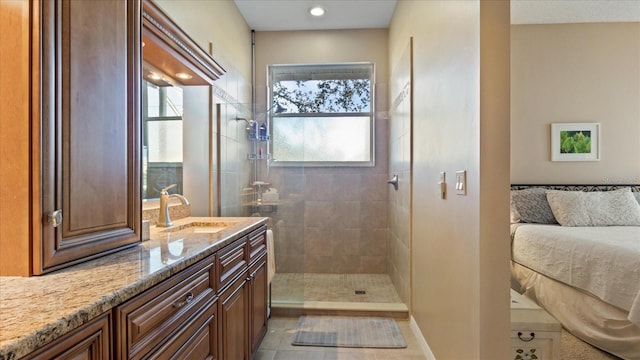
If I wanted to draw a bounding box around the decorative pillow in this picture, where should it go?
[510,188,557,224]
[546,188,640,226]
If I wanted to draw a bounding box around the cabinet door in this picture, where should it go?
[38,0,141,273]
[249,255,268,354]
[219,274,249,360]
[28,313,111,360]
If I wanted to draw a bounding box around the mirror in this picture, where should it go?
[142,75,184,200]
[141,0,225,202]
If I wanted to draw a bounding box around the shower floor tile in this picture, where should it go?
[271,273,403,304]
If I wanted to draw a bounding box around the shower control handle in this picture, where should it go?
[387,174,399,191]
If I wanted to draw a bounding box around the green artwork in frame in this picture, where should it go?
[551,123,600,162]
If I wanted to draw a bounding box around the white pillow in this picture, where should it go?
[546,188,640,226]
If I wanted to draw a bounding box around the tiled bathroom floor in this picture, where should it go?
[271,273,403,304]
[255,316,427,360]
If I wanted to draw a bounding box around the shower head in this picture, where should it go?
[233,117,255,126]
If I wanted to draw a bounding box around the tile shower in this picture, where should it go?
[217,93,409,312]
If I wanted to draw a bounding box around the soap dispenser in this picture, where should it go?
[259,122,268,141]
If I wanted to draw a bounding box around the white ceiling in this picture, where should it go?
[511,0,640,25]
[233,0,397,31]
[234,0,640,31]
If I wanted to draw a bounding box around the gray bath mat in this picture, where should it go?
[291,316,407,348]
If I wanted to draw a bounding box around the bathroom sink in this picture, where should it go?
[159,220,238,234]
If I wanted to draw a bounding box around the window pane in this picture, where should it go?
[272,116,370,162]
[147,120,183,162]
[273,79,371,113]
[269,62,374,166]
[147,85,160,117]
[145,82,183,117]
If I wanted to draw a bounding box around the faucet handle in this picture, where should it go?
[161,184,177,194]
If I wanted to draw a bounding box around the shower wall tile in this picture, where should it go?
[305,255,336,273]
[361,228,387,256]
[277,226,304,255]
[359,256,386,274]
[304,201,337,227]
[305,227,335,257]
[304,174,334,200]
[333,174,362,201]
[334,201,361,229]
[360,200,388,229]
[334,252,361,273]
[334,228,361,256]
[360,174,389,202]
[387,92,411,303]
[277,254,304,273]
[264,102,390,275]
[276,200,304,226]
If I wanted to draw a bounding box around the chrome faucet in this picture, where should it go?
[157,184,190,227]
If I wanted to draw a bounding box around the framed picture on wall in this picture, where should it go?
[551,123,600,162]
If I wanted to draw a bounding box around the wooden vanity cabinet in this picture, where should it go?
[28,313,111,360]
[0,0,141,276]
[217,225,268,360]
[218,271,250,360]
[115,254,217,360]
[248,253,268,354]
[115,226,268,360]
[247,227,269,354]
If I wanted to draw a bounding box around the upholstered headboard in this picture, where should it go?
[511,184,640,192]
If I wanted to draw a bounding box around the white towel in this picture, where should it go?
[267,229,276,284]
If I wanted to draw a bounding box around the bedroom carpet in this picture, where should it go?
[291,316,407,348]
[562,330,621,360]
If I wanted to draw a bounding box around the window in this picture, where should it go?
[142,81,184,199]
[269,63,375,166]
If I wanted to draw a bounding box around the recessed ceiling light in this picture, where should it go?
[309,6,325,17]
[148,72,161,80]
[175,72,193,80]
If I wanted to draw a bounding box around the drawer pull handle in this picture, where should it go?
[174,292,194,308]
[517,332,535,342]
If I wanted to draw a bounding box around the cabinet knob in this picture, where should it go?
[173,292,194,308]
[48,210,63,228]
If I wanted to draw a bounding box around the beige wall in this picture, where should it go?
[389,1,510,358]
[254,30,391,273]
[154,0,254,216]
[511,22,640,184]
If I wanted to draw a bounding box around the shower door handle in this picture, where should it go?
[387,174,399,191]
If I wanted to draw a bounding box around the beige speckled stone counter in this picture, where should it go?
[0,216,267,360]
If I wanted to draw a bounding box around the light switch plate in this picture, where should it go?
[455,170,467,195]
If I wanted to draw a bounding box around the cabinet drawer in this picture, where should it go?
[510,329,560,360]
[248,226,267,264]
[148,298,218,360]
[217,237,248,291]
[29,312,111,360]
[115,254,216,360]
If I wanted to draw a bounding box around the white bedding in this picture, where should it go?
[511,224,640,326]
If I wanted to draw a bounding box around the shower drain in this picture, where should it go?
[355,290,366,295]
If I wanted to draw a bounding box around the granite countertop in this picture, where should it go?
[0,216,268,360]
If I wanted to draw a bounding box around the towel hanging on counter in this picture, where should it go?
[267,229,275,284]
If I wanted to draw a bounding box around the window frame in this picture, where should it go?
[267,62,376,167]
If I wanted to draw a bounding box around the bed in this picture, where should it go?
[509,184,640,360]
